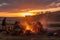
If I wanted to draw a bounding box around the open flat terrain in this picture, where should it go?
[0,32,60,40]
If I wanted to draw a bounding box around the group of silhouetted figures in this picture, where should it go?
[0,17,24,35]
[0,17,58,36]
[0,17,45,35]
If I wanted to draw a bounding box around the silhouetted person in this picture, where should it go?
[1,17,6,31]
[14,21,20,29]
[13,21,23,35]
[0,17,7,34]
[2,17,6,26]
[37,22,44,33]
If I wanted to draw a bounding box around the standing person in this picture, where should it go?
[1,17,8,34]
[2,17,6,31]
[2,17,6,26]
[0,17,6,32]
[37,22,44,33]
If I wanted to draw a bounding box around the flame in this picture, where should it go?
[23,22,33,31]
[21,21,41,34]
[24,22,31,30]
[21,21,36,33]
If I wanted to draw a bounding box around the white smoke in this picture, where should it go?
[47,2,60,7]
[56,3,60,7]
[0,3,8,7]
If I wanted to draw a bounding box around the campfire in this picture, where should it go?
[17,12,43,34]
[19,20,42,34]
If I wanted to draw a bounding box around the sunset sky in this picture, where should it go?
[0,0,60,13]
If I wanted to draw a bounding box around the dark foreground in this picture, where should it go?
[0,33,60,40]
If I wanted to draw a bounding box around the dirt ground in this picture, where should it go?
[0,32,60,40]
